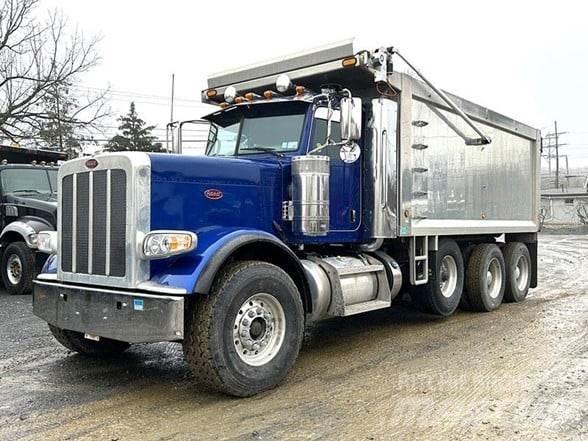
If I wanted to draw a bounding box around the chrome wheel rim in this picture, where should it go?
[486,258,503,299]
[233,293,286,367]
[7,254,22,285]
[514,255,530,291]
[439,255,458,298]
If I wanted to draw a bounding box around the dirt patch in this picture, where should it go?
[0,234,586,440]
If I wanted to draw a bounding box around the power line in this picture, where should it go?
[69,85,199,102]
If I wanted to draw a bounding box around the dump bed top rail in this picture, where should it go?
[207,40,355,89]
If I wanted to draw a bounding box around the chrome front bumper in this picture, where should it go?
[33,280,184,343]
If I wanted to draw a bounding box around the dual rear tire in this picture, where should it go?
[416,240,531,315]
[464,244,506,311]
[415,239,464,316]
[463,242,531,311]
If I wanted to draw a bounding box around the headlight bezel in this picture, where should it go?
[141,230,197,260]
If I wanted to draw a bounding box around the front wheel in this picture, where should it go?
[49,325,130,356]
[183,261,305,397]
[1,242,36,295]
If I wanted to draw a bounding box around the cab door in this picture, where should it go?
[309,108,362,233]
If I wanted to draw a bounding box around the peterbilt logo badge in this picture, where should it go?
[85,158,98,169]
[204,189,223,200]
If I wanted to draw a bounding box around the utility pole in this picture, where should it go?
[554,120,559,190]
[170,73,175,123]
[170,74,175,152]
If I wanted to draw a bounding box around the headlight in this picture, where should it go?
[28,233,38,245]
[37,231,58,254]
[142,231,197,259]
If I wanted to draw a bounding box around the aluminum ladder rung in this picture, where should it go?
[410,236,429,285]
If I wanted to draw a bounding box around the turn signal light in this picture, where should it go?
[206,89,218,98]
[342,56,357,67]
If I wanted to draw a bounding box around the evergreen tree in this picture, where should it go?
[106,102,162,152]
[36,83,82,156]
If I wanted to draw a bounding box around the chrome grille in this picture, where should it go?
[61,169,127,276]
[57,152,151,289]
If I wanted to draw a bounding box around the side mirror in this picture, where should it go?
[340,97,362,141]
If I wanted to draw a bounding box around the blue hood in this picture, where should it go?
[149,153,283,234]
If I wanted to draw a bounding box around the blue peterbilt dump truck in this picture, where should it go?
[33,40,541,396]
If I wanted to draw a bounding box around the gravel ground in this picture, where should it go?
[0,233,586,441]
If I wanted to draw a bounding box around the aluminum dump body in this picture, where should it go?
[390,73,541,237]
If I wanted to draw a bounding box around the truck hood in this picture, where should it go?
[5,194,58,211]
[148,154,283,234]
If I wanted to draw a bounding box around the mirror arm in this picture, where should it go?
[308,93,335,155]
[308,139,351,155]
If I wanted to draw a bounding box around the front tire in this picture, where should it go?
[1,242,35,295]
[49,325,130,356]
[183,261,304,397]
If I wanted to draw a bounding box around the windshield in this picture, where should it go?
[1,168,57,195]
[206,103,307,156]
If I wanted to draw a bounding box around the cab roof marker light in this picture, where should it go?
[206,89,218,98]
[263,90,275,100]
[219,102,229,109]
[342,56,357,67]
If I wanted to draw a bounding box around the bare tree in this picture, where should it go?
[0,0,108,145]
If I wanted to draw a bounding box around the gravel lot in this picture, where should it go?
[0,233,586,441]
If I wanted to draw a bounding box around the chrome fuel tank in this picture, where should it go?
[291,155,330,236]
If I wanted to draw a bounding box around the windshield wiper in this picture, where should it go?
[240,147,285,158]
[11,189,43,194]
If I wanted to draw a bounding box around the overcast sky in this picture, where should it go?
[45,0,588,167]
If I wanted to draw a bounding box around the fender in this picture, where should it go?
[0,216,54,248]
[149,228,309,302]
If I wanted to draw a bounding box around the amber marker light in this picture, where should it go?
[295,86,306,96]
[263,90,274,100]
[206,89,218,98]
[245,93,255,101]
[219,102,229,108]
[342,56,357,67]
